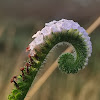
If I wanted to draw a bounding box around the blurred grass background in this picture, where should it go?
[0,0,100,100]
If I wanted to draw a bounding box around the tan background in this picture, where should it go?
[0,0,100,100]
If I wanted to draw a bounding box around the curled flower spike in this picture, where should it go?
[8,19,92,100]
[11,76,19,89]
[20,67,25,80]
[28,19,92,73]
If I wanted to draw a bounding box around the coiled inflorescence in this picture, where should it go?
[28,19,92,73]
[8,19,92,100]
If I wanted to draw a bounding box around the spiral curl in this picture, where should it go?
[8,19,92,100]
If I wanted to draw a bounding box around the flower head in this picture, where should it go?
[28,19,92,57]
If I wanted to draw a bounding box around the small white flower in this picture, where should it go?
[41,26,52,36]
[50,24,61,33]
[68,20,74,23]
[83,32,88,36]
[32,31,42,38]
[34,34,44,45]
[59,19,66,22]
[72,22,80,29]
[56,23,62,32]
[45,20,57,26]
[87,41,91,46]
[78,27,88,36]
[79,32,83,35]
[61,22,72,30]
[81,35,86,39]
[86,36,90,41]
[30,50,36,56]
[29,40,36,50]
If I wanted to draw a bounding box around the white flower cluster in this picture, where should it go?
[27,19,92,58]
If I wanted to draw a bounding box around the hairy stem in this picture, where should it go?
[8,29,89,100]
